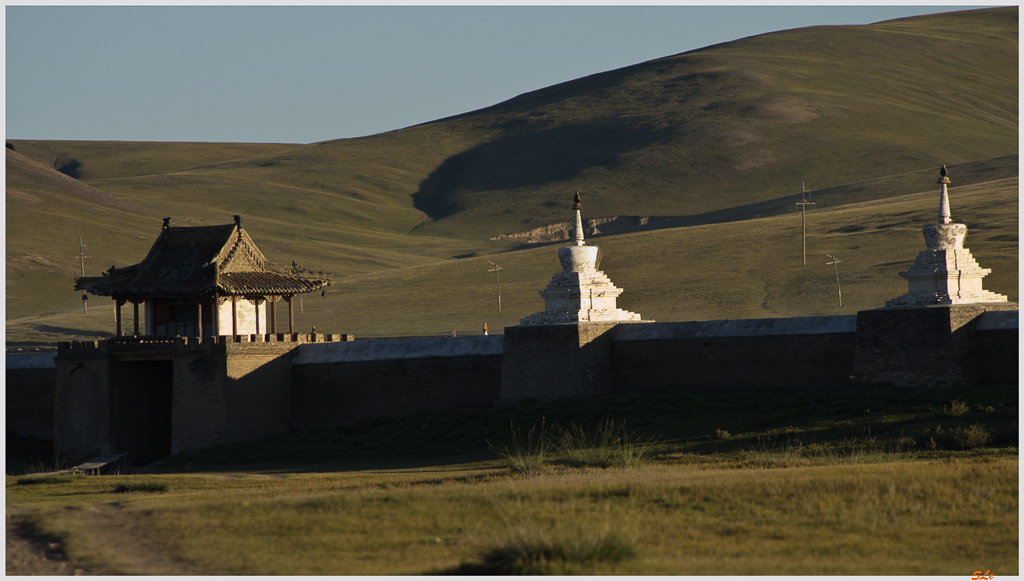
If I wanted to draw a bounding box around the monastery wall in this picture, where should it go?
[291,336,503,428]
[6,353,57,439]
[53,342,112,461]
[852,303,1018,387]
[970,310,1018,386]
[16,309,1018,464]
[608,316,857,392]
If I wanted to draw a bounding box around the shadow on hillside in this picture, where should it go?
[412,119,676,221]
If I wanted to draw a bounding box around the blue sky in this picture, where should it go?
[5,5,992,144]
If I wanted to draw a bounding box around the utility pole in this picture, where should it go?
[488,261,503,311]
[825,254,842,307]
[78,238,90,314]
[796,182,815,266]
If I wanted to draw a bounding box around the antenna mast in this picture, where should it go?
[78,238,91,314]
[825,254,842,307]
[796,182,815,266]
[487,261,503,311]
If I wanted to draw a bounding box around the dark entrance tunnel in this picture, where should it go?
[110,359,173,465]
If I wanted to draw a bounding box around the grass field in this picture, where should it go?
[7,382,1018,574]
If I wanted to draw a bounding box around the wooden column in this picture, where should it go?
[254,298,260,335]
[287,295,295,334]
[198,299,205,341]
[231,296,238,337]
[270,296,277,334]
[115,298,123,337]
[133,301,140,336]
[213,292,220,336]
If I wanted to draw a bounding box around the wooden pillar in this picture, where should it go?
[213,292,220,336]
[231,296,238,337]
[115,298,123,337]
[270,296,277,334]
[133,301,140,336]
[287,295,295,334]
[254,298,261,335]
[198,299,205,341]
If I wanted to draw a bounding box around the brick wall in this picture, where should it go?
[171,339,303,453]
[609,317,857,392]
[292,336,503,427]
[974,311,1018,385]
[499,322,620,404]
[293,355,502,427]
[6,354,57,439]
[54,343,112,462]
[853,303,1018,387]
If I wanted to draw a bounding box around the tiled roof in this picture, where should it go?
[75,220,331,298]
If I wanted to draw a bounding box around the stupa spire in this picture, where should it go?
[573,191,585,246]
[938,164,952,224]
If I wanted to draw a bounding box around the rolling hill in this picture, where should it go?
[5,7,1017,345]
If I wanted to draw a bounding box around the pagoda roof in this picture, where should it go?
[75,218,331,298]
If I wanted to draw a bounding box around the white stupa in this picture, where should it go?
[886,166,1008,306]
[520,192,645,325]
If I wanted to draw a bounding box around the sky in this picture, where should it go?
[5,4,997,144]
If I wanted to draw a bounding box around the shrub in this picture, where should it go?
[914,424,991,451]
[933,400,970,418]
[946,425,991,450]
[742,435,915,467]
[740,437,805,468]
[16,474,77,486]
[113,481,170,493]
[488,418,549,474]
[714,428,731,440]
[803,436,915,464]
[454,527,638,574]
[555,419,657,468]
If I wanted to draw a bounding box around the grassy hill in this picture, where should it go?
[5,7,1017,345]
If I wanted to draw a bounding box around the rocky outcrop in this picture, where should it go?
[491,215,676,244]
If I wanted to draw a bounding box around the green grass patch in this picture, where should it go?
[112,481,169,494]
[449,527,638,574]
[16,473,78,486]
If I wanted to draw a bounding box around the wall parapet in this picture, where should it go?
[610,316,857,341]
[293,335,500,365]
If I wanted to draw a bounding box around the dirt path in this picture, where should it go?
[6,505,211,575]
[6,510,87,575]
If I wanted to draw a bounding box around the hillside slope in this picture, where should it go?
[408,7,1017,237]
[6,7,1017,341]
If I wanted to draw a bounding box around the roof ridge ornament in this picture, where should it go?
[163,217,171,230]
[233,215,242,229]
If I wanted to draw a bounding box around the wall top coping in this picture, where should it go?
[6,353,57,369]
[976,310,1018,331]
[293,335,504,364]
[610,315,858,341]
